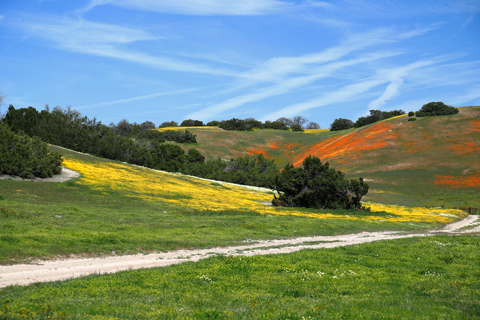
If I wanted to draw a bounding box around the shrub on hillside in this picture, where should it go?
[272,156,369,210]
[354,109,405,128]
[290,124,304,132]
[263,120,289,130]
[206,120,221,127]
[408,111,415,117]
[159,121,179,128]
[181,119,204,127]
[0,124,62,178]
[407,117,417,121]
[415,102,459,117]
[330,118,354,131]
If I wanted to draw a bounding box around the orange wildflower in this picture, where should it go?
[434,172,480,188]
[292,122,396,167]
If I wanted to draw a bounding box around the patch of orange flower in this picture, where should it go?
[447,142,480,156]
[292,122,396,167]
[244,142,301,159]
[245,147,272,158]
[434,172,480,188]
[470,120,480,132]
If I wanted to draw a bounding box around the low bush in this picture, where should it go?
[408,117,417,121]
[408,111,415,117]
[354,109,405,128]
[330,118,354,131]
[272,156,369,209]
[0,124,62,178]
[290,124,304,132]
[415,102,459,117]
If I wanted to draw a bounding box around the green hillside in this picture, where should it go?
[173,107,480,207]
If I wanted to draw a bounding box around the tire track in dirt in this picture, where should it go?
[1,215,479,288]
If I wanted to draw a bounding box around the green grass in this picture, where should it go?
[1,235,479,319]
[0,175,433,265]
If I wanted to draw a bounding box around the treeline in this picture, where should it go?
[160,116,321,132]
[330,109,405,131]
[0,123,62,178]
[2,105,277,188]
[1,104,371,209]
[330,101,460,131]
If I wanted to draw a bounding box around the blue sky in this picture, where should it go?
[1,0,479,128]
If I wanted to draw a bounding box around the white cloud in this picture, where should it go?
[186,51,399,120]
[22,16,238,76]
[449,85,480,106]
[77,88,202,110]
[262,58,447,120]
[262,78,388,121]
[29,17,156,44]
[81,0,290,15]
[367,79,404,110]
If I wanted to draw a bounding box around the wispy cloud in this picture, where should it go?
[186,25,435,120]
[80,0,291,15]
[449,85,480,106]
[21,15,239,76]
[77,88,202,110]
[186,51,400,120]
[261,58,448,121]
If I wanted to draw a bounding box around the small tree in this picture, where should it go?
[272,156,369,210]
[290,124,304,132]
[0,90,5,120]
[276,117,294,128]
[292,116,308,128]
[330,118,354,131]
[415,102,459,117]
[181,119,204,127]
[306,122,320,129]
[159,121,179,128]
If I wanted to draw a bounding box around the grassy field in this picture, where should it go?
[1,108,479,319]
[1,235,479,319]
[1,146,464,265]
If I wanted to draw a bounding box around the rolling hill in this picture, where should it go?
[170,106,480,207]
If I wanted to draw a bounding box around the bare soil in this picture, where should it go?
[0,167,80,183]
[1,215,478,288]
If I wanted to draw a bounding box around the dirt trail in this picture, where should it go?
[1,215,479,288]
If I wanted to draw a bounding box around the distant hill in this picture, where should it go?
[171,107,480,207]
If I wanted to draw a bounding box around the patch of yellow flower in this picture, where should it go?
[62,158,466,224]
[366,203,466,224]
[303,129,331,133]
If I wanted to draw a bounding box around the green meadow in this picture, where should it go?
[1,235,479,319]
[1,108,479,319]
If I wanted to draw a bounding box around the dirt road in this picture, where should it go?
[1,215,479,288]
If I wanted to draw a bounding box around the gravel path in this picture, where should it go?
[1,215,478,288]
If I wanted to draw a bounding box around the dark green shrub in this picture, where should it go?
[408,111,415,117]
[181,119,204,127]
[219,118,251,131]
[415,102,459,117]
[0,124,62,178]
[354,109,405,128]
[272,156,369,209]
[206,120,221,126]
[330,118,354,131]
[407,117,417,121]
[290,124,304,132]
[159,121,178,128]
